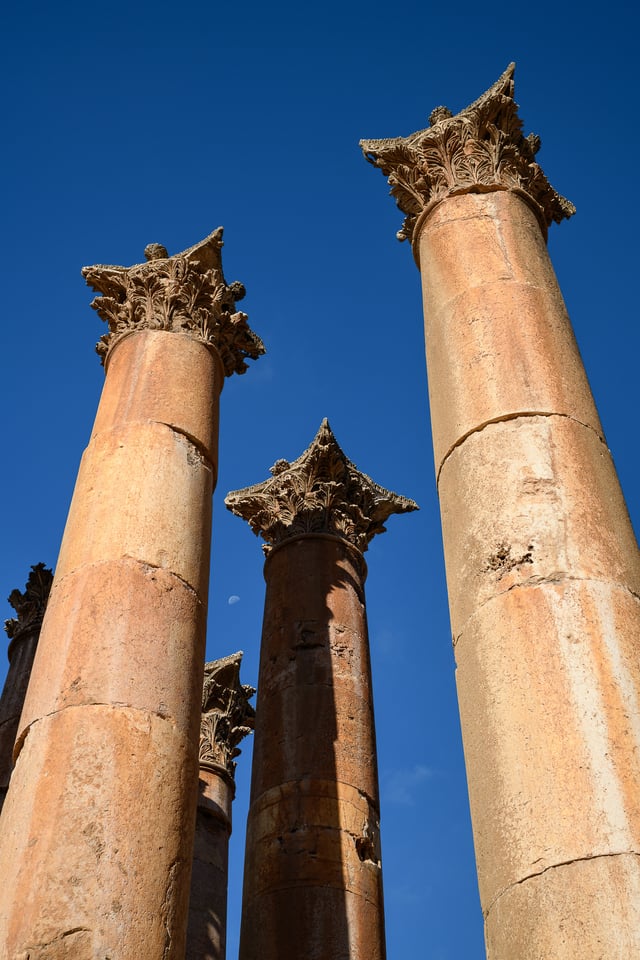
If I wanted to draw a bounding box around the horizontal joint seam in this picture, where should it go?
[437,411,606,485]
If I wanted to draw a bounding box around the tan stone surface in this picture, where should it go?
[455,579,640,909]
[18,559,206,745]
[485,853,640,959]
[438,415,640,635]
[55,421,213,599]
[0,705,198,960]
[197,766,234,827]
[92,329,222,467]
[416,192,603,469]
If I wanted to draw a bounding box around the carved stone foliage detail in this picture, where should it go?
[199,652,255,778]
[225,419,418,554]
[360,63,575,243]
[82,227,265,374]
[4,563,53,642]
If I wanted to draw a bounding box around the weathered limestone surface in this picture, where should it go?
[226,421,416,960]
[362,66,640,956]
[0,231,263,960]
[186,653,254,960]
[0,564,52,812]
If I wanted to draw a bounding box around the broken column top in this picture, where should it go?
[199,651,255,778]
[4,563,53,652]
[360,63,575,245]
[225,418,418,555]
[82,227,265,373]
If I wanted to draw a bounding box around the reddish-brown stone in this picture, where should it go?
[239,535,385,960]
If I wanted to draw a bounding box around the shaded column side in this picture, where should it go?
[226,420,417,960]
[0,564,52,813]
[186,653,255,960]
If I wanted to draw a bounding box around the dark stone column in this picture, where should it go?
[0,563,52,813]
[226,419,417,960]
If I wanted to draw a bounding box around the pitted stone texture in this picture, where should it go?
[55,421,213,600]
[18,560,206,746]
[417,193,603,469]
[92,330,222,467]
[438,416,640,635]
[0,706,198,960]
[455,580,640,910]
[485,854,640,959]
[253,537,377,801]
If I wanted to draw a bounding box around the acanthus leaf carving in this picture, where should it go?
[199,652,255,778]
[225,419,418,555]
[82,227,265,374]
[4,563,53,642]
[360,63,575,244]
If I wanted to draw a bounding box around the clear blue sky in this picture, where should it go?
[1,3,639,957]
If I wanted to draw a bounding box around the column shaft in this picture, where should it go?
[239,535,385,960]
[0,330,220,959]
[418,190,640,956]
[187,770,233,960]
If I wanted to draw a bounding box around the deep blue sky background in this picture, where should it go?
[1,3,639,957]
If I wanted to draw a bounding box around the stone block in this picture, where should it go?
[438,415,640,634]
[55,421,213,599]
[18,559,206,745]
[455,580,640,909]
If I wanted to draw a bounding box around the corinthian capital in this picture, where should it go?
[4,563,53,643]
[199,652,255,778]
[82,228,265,373]
[361,63,575,244]
[225,419,418,554]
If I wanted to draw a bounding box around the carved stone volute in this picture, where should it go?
[361,63,575,244]
[199,652,255,779]
[82,227,265,372]
[4,563,53,652]
[225,419,418,555]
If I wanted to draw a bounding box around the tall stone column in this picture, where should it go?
[362,65,640,956]
[186,652,255,960]
[0,563,53,813]
[226,419,417,960]
[0,230,264,960]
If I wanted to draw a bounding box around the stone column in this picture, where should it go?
[0,563,53,813]
[0,230,264,960]
[186,652,255,960]
[362,65,640,957]
[226,419,417,960]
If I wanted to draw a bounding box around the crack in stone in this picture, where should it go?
[20,926,92,957]
[484,849,640,919]
[161,859,183,960]
[436,411,607,486]
[452,575,640,647]
[50,556,205,606]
